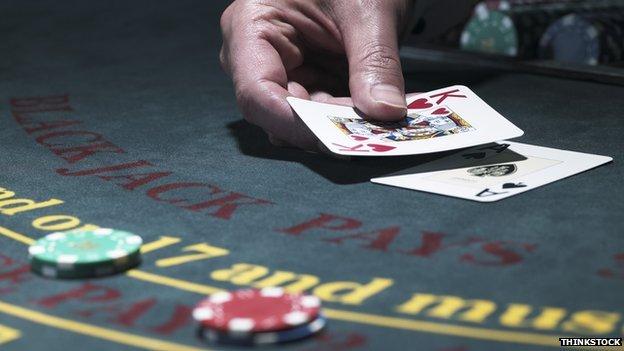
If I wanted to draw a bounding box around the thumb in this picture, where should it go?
[340,3,406,121]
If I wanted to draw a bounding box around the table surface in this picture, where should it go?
[1,1,623,351]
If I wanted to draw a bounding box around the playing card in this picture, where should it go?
[286,85,524,156]
[371,142,613,202]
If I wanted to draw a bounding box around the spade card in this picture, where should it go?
[371,142,613,202]
[286,85,524,156]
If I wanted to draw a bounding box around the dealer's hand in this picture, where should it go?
[220,0,413,150]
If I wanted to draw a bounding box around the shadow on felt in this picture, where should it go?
[226,120,526,185]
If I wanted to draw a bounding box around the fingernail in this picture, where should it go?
[371,84,406,109]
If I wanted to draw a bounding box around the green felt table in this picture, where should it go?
[0,1,622,351]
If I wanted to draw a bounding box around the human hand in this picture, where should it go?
[220,0,413,150]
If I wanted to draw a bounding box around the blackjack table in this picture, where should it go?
[1,1,623,350]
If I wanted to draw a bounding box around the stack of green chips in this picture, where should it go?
[28,228,143,279]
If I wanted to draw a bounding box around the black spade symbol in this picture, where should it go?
[502,182,527,189]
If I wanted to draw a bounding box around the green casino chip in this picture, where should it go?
[30,254,141,279]
[28,228,143,279]
[461,10,519,56]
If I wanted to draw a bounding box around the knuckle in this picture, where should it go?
[222,0,287,42]
[234,85,256,123]
[249,0,283,21]
[220,3,233,31]
[221,0,279,31]
[252,21,276,39]
[218,47,228,73]
[248,7,285,38]
[358,42,402,76]
[350,0,392,18]
[355,0,381,12]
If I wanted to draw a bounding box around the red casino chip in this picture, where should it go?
[192,287,322,333]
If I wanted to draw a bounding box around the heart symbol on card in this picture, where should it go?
[502,182,527,189]
[350,135,369,141]
[367,144,396,152]
[432,107,451,115]
[407,98,433,109]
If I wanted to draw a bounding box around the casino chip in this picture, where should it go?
[193,287,324,345]
[28,228,143,279]
[462,0,624,58]
[539,12,624,65]
[461,8,520,56]
[200,314,327,346]
[193,287,321,333]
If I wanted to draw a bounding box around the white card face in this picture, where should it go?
[371,142,613,202]
[287,85,524,156]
